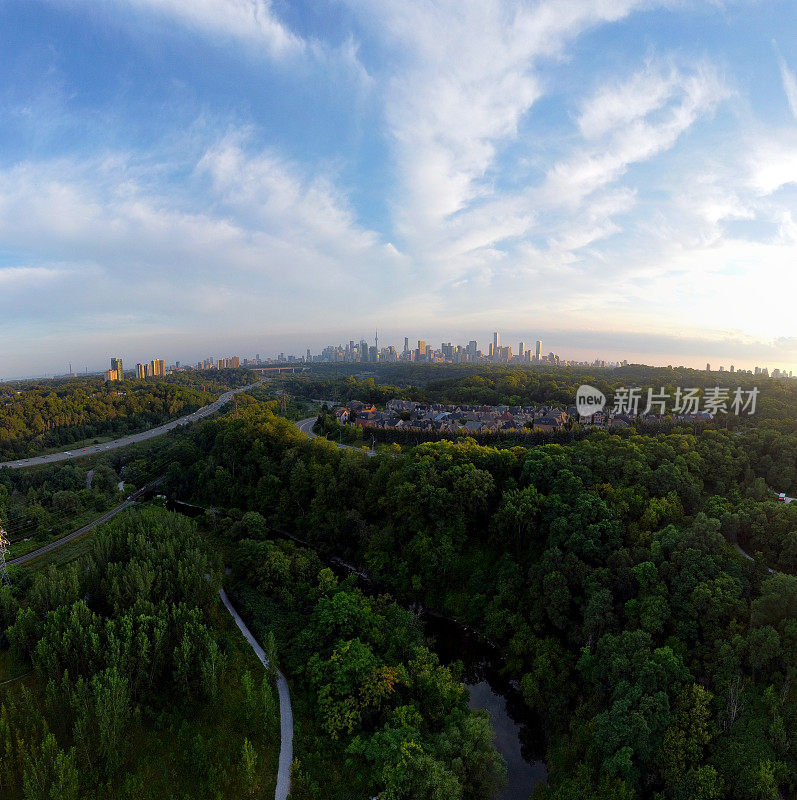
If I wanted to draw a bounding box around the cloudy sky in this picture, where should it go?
[1,0,796,378]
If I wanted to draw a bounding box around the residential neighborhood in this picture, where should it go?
[330,398,716,436]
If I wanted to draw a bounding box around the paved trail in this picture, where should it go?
[219,589,293,800]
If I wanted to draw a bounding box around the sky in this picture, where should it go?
[0,0,796,378]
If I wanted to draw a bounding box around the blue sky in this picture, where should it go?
[0,0,795,378]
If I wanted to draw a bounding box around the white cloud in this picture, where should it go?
[0,138,403,336]
[111,0,303,58]
[350,0,653,242]
[747,133,797,194]
[576,62,680,139]
[776,49,797,119]
[545,62,728,206]
[0,266,65,287]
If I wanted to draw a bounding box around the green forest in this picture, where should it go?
[0,508,280,799]
[158,396,795,799]
[1,366,795,800]
[0,369,254,460]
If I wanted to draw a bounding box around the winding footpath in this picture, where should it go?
[0,381,262,470]
[219,589,293,800]
[9,490,296,800]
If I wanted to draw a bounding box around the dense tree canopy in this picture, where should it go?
[164,399,796,799]
[0,368,253,460]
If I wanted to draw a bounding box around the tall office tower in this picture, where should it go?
[468,340,478,358]
[136,363,146,379]
[518,342,525,359]
[706,363,711,371]
[306,348,311,361]
[730,365,734,373]
[535,340,542,360]
[375,330,378,353]
[417,340,427,357]
[404,337,410,354]
[110,357,123,380]
[493,331,500,351]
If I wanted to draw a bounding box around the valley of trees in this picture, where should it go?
[226,524,506,800]
[0,508,280,799]
[0,369,254,460]
[160,397,796,799]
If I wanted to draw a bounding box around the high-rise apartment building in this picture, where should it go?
[150,358,165,376]
[136,363,146,379]
[518,342,525,359]
[535,340,542,360]
[110,357,123,380]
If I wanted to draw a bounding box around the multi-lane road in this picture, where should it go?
[0,381,261,470]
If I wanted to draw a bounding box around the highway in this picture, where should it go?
[0,381,261,470]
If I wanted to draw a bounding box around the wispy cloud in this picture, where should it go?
[111,0,304,58]
[774,41,797,119]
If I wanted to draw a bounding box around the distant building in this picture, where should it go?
[151,359,165,376]
[110,357,123,381]
[136,363,147,379]
[535,340,542,360]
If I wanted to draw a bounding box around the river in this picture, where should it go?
[165,498,547,799]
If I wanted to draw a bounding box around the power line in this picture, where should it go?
[0,525,10,585]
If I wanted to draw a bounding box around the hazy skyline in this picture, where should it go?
[1,0,796,379]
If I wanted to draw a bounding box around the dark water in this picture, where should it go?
[165,499,547,798]
[422,611,547,799]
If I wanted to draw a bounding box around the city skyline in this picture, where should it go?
[0,2,795,377]
[3,327,793,382]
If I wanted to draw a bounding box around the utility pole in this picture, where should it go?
[0,526,10,586]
